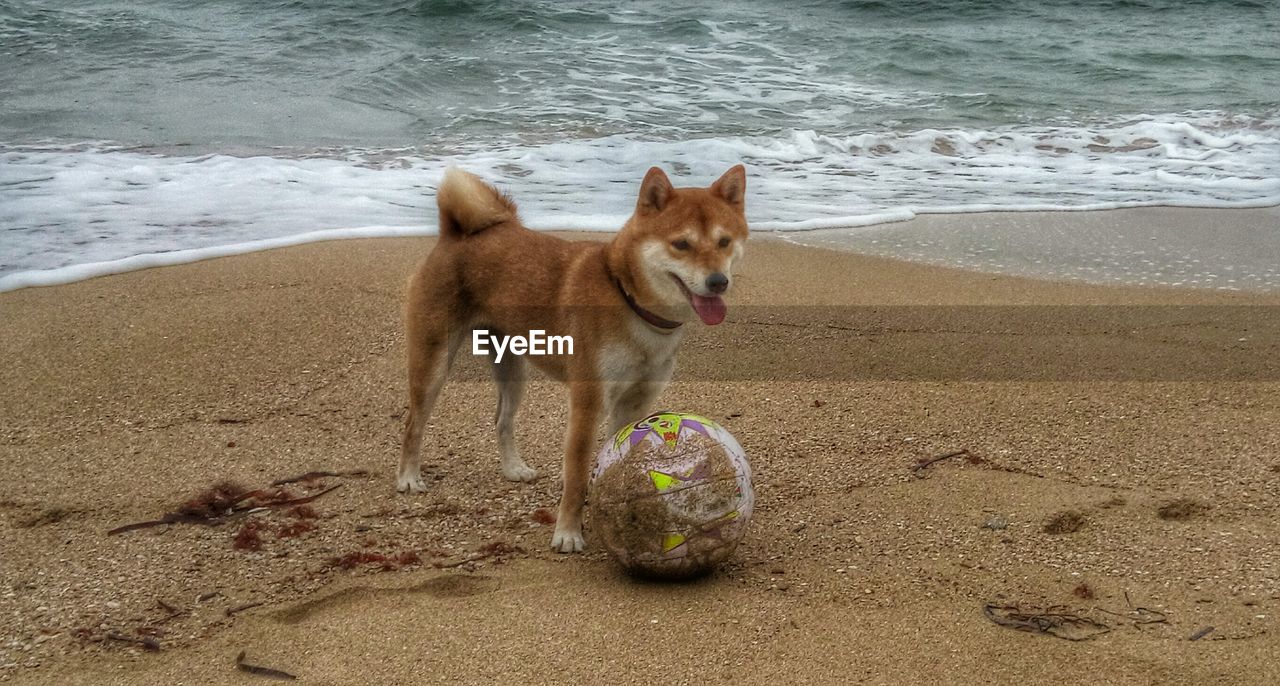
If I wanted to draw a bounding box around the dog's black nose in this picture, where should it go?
[705,272,729,294]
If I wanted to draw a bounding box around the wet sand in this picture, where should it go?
[782,207,1280,292]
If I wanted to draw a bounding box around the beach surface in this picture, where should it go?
[783,207,1280,292]
[2,211,1279,685]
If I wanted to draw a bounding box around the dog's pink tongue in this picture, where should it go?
[690,293,726,325]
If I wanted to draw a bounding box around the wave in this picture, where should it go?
[2,112,1277,291]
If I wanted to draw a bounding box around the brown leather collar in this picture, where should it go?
[616,280,682,331]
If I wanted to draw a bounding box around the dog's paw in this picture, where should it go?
[502,462,538,483]
[550,527,585,554]
[396,473,428,494]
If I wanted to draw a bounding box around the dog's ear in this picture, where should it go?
[712,164,746,209]
[637,167,673,213]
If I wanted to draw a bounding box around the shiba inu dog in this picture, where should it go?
[398,165,748,552]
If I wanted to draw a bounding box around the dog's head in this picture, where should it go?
[618,165,748,326]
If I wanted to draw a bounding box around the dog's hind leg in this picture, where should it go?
[491,351,537,482]
[398,320,466,494]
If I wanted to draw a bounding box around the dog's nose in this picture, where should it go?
[705,272,729,294]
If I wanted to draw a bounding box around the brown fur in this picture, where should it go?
[399,165,748,552]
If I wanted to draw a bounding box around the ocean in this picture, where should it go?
[2,0,1278,291]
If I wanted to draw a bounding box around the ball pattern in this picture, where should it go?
[590,412,754,578]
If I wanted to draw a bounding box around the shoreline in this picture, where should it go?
[2,206,1279,295]
[774,206,1280,293]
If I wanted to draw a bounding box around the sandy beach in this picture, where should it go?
[2,210,1278,685]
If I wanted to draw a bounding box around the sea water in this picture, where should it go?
[2,0,1278,290]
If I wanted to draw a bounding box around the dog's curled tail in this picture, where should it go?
[436,168,519,239]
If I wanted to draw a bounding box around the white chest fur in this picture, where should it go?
[596,321,683,408]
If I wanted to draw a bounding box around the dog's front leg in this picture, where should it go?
[607,381,665,436]
[551,380,601,553]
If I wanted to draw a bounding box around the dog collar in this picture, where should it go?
[616,280,683,331]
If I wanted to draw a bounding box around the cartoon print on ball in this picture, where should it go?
[591,411,753,578]
[613,411,717,451]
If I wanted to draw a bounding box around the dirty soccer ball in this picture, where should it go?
[589,411,754,579]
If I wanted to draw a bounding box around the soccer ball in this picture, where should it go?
[589,411,754,579]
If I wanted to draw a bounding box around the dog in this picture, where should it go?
[398,165,748,552]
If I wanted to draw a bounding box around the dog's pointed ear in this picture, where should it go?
[712,164,746,208]
[637,167,673,213]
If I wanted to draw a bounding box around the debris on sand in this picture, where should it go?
[107,481,342,535]
[225,602,265,617]
[235,651,297,680]
[1188,626,1215,641]
[176,480,252,519]
[1096,601,1168,629]
[327,550,422,571]
[270,469,368,487]
[911,448,982,475]
[983,604,1110,641]
[232,520,269,551]
[71,628,163,652]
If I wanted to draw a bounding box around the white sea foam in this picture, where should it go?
[2,112,1278,292]
[0,226,426,292]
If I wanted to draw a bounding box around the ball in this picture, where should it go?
[589,411,754,579]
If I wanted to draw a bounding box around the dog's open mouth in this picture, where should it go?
[670,274,726,325]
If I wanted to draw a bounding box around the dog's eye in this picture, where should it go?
[671,239,690,251]
[718,237,731,248]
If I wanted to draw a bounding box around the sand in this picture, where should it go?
[1,211,1278,685]
[782,207,1280,292]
